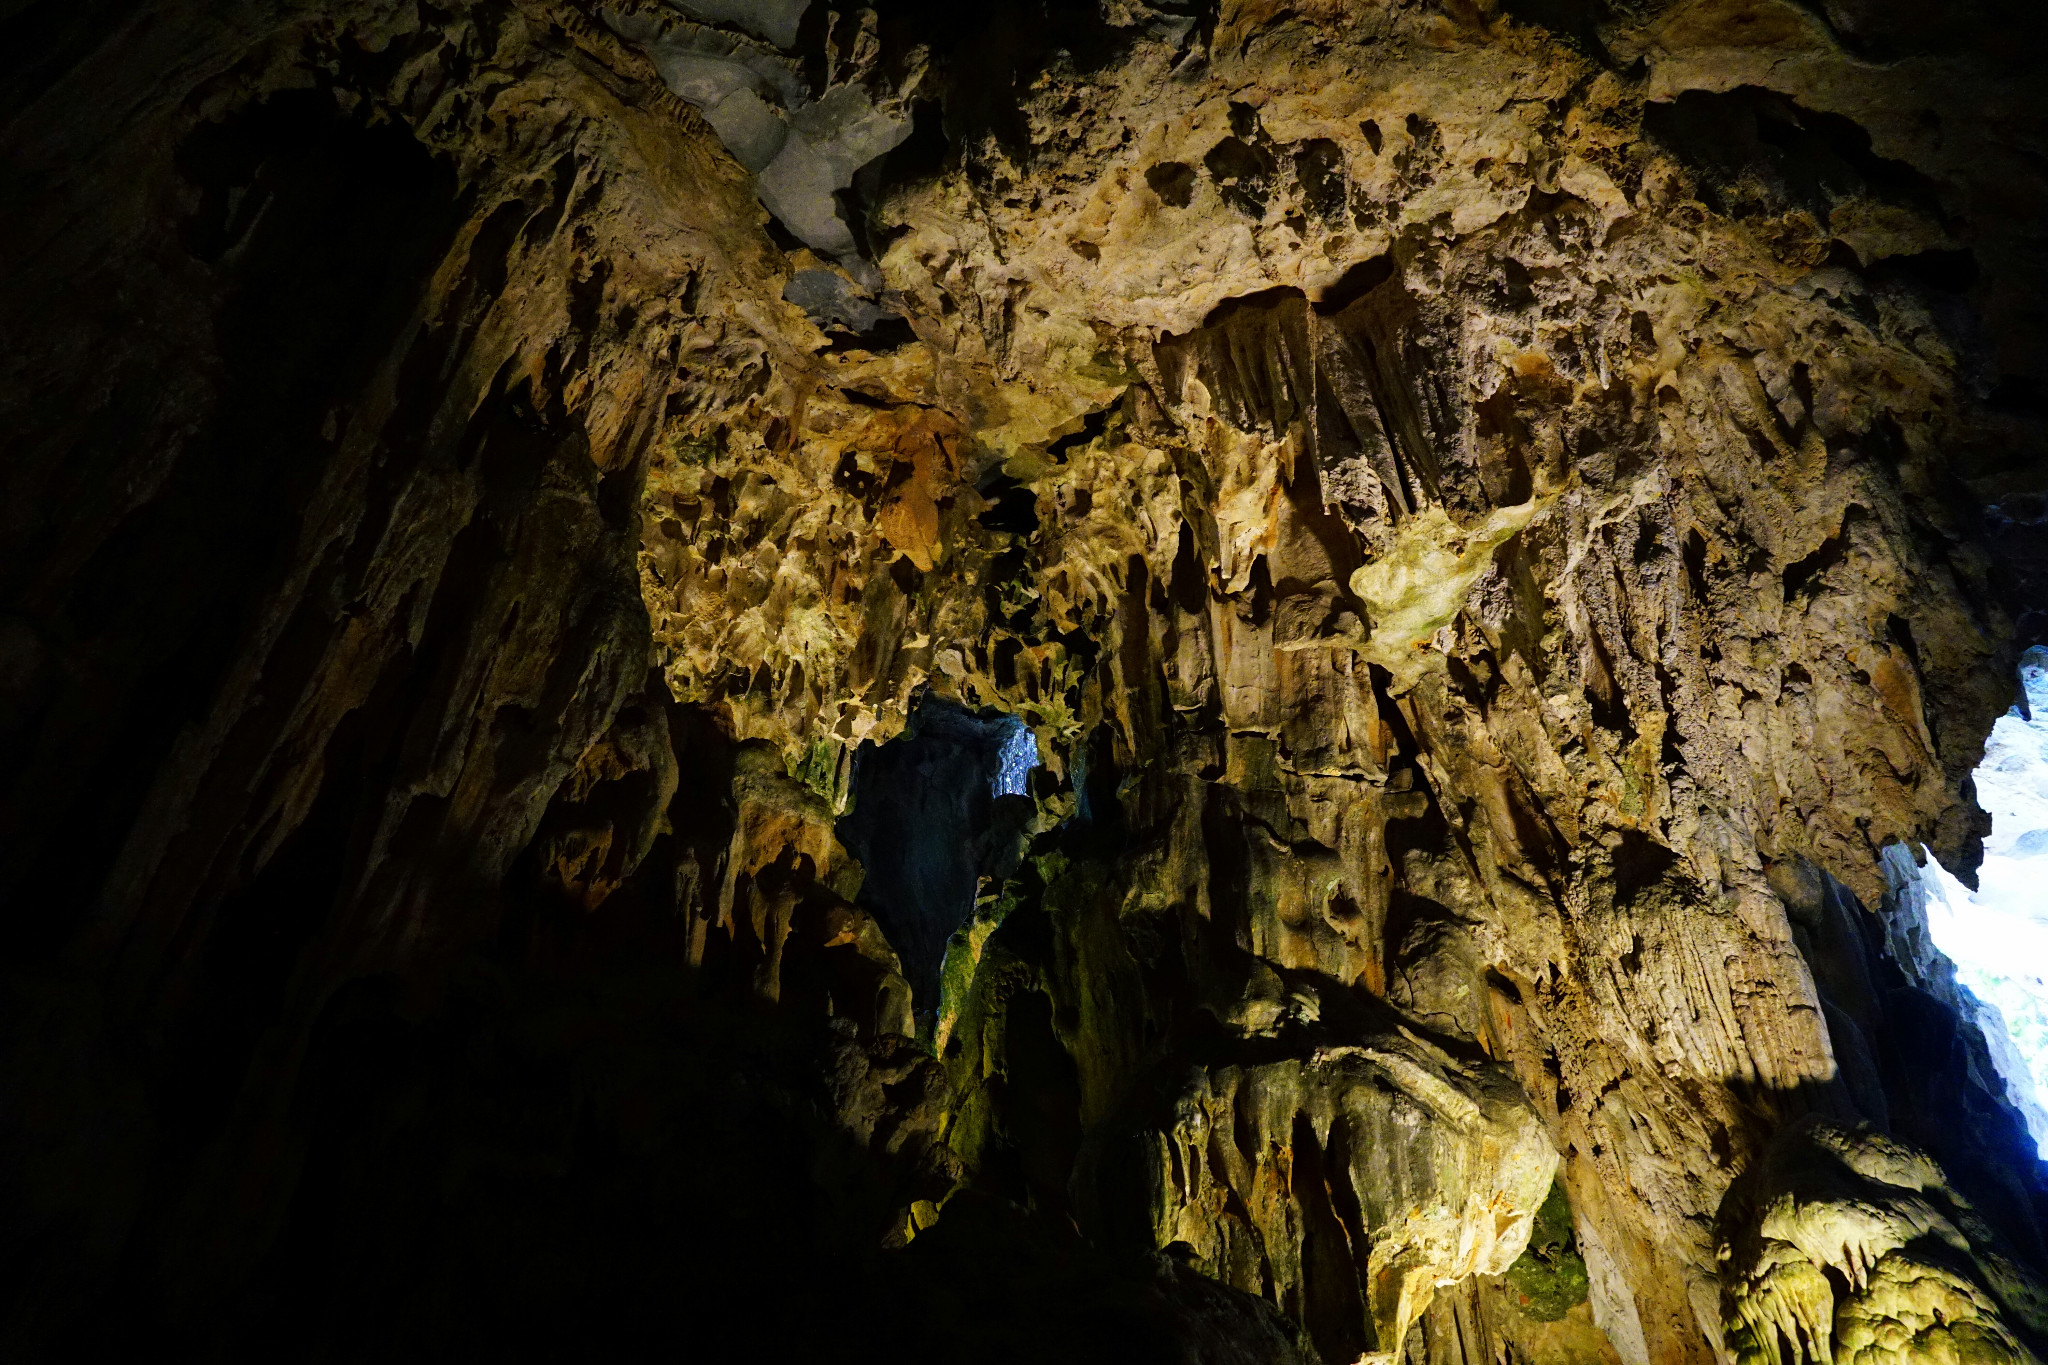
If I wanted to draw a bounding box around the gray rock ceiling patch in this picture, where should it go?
[604,4,912,262]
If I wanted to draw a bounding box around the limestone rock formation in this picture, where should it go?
[1,0,2046,1361]
[1142,1025,1559,1362]
[1718,1120,2048,1365]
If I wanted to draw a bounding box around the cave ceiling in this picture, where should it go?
[2,0,2047,1361]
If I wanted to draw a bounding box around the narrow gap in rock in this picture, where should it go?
[836,698,1039,1019]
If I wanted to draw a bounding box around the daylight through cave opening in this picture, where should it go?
[1924,646,2048,1155]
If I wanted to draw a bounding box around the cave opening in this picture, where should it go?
[836,698,1040,1018]
[1924,646,2048,1154]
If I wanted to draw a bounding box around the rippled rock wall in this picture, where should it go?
[2,0,2046,1361]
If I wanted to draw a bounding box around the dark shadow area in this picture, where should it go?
[192,690,1291,1365]
[1494,0,1617,63]
[219,920,1262,1361]
[1776,857,2048,1268]
[0,89,463,950]
[3,669,1305,1362]
[1643,86,1945,227]
[235,958,923,1362]
[867,0,1200,162]
[837,698,1036,1008]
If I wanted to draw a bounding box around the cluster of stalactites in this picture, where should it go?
[1720,1122,2047,1365]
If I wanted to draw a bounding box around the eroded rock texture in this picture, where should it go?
[1719,1120,2048,1365]
[2,0,2046,1361]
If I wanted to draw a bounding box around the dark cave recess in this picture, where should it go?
[836,698,1039,1010]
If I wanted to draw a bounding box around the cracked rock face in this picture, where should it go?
[1,0,2046,1362]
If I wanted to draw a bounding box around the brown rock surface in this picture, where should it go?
[2,0,2046,1361]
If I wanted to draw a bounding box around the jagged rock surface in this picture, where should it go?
[2,0,2047,1362]
[1718,1120,2048,1365]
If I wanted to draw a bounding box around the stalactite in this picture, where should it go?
[2,0,2045,1360]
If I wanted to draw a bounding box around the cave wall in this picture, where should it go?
[2,0,2047,1362]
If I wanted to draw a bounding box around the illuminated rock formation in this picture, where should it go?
[0,0,2044,1361]
[1719,1121,2048,1365]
